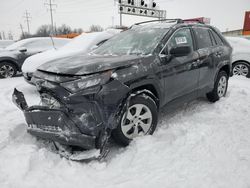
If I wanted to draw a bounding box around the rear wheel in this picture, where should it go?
[232,62,250,78]
[112,94,158,146]
[0,62,17,78]
[206,71,228,102]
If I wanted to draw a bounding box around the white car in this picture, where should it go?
[0,40,15,50]
[226,37,250,77]
[22,29,121,84]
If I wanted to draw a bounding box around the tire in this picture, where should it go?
[206,71,228,103]
[232,62,250,78]
[0,62,17,78]
[112,93,158,146]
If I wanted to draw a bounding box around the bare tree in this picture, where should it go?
[73,28,83,34]
[19,24,84,39]
[89,25,104,32]
[56,24,72,35]
[35,25,52,37]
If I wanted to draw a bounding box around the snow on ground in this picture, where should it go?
[0,76,250,188]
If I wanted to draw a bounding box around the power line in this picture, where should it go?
[23,10,31,34]
[44,0,57,34]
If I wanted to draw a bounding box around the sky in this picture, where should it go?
[0,0,249,40]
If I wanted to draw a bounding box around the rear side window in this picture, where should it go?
[194,27,213,49]
[211,30,224,46]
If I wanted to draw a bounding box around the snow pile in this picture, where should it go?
[22,30,121,73]
[0,76,250,187]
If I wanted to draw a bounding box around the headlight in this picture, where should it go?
[61,70,112,93]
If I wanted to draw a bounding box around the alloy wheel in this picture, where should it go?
[233,64,249,77]
[121,104,153,139]
[0,65,15,78]
[217,76,227,98]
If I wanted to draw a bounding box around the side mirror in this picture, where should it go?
[170,46,191,57]
[19,47,27,53]
[159,46,171,61]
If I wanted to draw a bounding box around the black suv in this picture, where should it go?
[13,19,232,159]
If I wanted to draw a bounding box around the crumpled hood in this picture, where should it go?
[38,54,147,75]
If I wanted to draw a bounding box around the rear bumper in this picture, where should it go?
[12,89,97,149]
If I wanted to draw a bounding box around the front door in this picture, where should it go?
[159,27,200,104]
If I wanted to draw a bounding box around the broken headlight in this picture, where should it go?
[40,93,61,109]
[60,70,112,93]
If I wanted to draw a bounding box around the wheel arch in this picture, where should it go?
[0,59,20,72]
[232,60,250,66]
[129,84,160,110]
[219,64,231,77]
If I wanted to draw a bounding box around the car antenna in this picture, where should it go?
[49,29,56,50]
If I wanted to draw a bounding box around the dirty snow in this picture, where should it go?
[0,76,250,188]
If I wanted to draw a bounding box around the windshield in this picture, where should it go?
[93,27,168,56]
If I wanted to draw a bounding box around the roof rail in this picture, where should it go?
[133,19,183,26]
[130,18,205,29]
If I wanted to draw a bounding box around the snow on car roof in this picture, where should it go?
[22,30,121,73]
[226,36,250,46]
[5,37,70,50]
[226,36,250,54]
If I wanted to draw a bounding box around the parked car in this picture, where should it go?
[0,40,15,50]
[226,37,250,77]
[242,36,250,40]
[22,30,121,84]
[0,37,70,78]
[13,19,232,160]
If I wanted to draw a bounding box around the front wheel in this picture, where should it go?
[206,71,228,102]
[112,94,158,146]
[0,62,17,78]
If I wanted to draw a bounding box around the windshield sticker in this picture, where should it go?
[175,37,187,45]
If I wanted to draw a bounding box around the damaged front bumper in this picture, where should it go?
[12,88,97,150]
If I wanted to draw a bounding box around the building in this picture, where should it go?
[222,29,243,36]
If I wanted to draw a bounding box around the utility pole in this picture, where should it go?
[44,0,57,35]
[20,24,25,39]
[24,10,31,34]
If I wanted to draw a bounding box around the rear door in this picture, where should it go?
[209,29,231,77]
[192,27,216,93]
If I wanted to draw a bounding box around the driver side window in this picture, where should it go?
[163,28,194,54]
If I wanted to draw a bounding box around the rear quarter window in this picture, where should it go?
[211,30,224,46]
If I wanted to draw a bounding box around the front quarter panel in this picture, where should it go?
[112,55,163,105]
